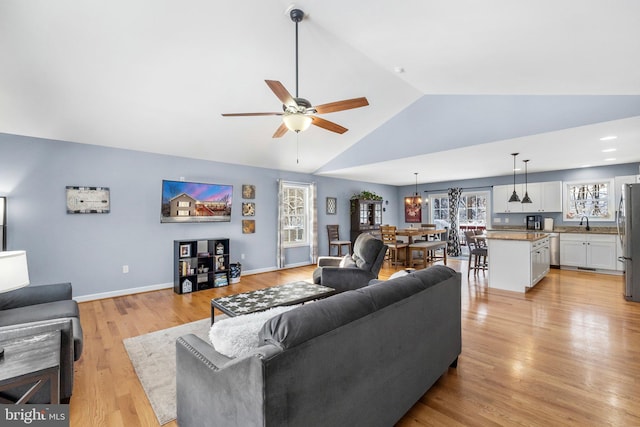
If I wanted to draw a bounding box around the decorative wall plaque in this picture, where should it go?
[66,186,110,214]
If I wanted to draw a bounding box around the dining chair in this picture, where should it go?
[327,225,351,256]
[464,230,487,278]
[380,225,407,266]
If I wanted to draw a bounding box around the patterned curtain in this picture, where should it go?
[447,187,463,256]
[276,179,286,268]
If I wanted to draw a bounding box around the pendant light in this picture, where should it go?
[508,153,521,202]
[412,172,422,207]
[521,159,532,204]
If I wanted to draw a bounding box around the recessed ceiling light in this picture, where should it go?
[602,148,617,153]
[513,168,522,171]
[604,158,616,161]
[394,66,405,73]
[600,135,617,141]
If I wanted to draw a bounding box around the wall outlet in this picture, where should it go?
[122,265,129,274]
[241,253,245,260]
[494,217,501,223]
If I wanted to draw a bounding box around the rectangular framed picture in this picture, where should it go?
[66,186,110,214]
[326,197,337,215]
[179,244,191,258]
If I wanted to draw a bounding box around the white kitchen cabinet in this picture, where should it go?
[494,181,562,214]
[493,184,524,213]
[521,181,563,213]
[559,233,617,271]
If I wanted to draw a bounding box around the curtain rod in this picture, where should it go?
[422,185,493,193]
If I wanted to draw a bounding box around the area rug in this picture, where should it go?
[123,317,216,425]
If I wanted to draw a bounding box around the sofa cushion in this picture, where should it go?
[261,265,457,351]
[339,254,357,268]
[259,289,377,350]
[209,305,298,358]
[359,265,456,311]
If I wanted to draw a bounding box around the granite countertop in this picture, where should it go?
[489,225,618,235]
[485,231,550,242]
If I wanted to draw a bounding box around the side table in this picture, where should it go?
[0,330,61,404]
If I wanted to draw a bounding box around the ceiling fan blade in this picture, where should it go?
[272,122,289,138]
[265,80,297,107]
[313,97,369,114]
[221,112,282,117]
[311,116,348,134]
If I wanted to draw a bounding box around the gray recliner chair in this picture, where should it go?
[313,233,388,292]
[0,282,83,403]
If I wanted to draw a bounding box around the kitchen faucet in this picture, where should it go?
[579,216,590,231]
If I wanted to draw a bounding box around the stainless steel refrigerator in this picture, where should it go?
[618,183,640,301]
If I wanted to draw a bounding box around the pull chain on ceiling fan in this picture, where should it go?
[222,8,369,138]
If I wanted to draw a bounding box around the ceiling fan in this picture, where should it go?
[222,8,369,138]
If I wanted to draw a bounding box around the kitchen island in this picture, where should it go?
[486,232,550,292]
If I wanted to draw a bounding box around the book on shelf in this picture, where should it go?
[214,272,228,287]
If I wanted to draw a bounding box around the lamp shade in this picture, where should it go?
[282,113,312,133]
[0,250,30,293]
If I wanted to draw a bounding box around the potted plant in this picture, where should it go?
[350,191,383,201]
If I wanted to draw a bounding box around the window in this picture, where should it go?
[431,194,449,221]
[177,201,191,208]
[564,179,614,221]
[430,191,489,226]
[459,192,488,225]
[282,183,310,246]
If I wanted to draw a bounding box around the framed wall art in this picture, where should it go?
[66,186,110,214]
[242,220,255,234]
[326,197,337,215]
[242,202,255,216]
[242,184,255,199]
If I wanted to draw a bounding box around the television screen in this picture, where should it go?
[161,180,233,223]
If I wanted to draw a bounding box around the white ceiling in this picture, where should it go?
[1,0,640,186]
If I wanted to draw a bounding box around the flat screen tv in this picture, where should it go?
[161,180,233,223]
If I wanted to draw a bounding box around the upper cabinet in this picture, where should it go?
[493,184,524,213]
[493,181,562,214]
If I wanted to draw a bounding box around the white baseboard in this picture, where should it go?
[74,282,173,302]
[73,264,314,302]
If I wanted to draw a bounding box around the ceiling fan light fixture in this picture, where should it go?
[283,113,312,133]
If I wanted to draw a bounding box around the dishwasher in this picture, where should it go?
[548,232,560,267]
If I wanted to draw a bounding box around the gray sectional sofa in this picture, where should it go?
[176,265,461,427]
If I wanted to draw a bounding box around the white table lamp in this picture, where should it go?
[0,250,30,357]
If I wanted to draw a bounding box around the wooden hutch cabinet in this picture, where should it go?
[350,199,383,244]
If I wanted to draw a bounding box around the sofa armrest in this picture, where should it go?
[318,267,376,292]
[0,283,72,310]
[317,256,343,267]
[176,334,278,427]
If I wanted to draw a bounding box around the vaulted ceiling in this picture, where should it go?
[2,1,639,186]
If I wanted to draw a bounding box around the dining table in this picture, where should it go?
[395,228,447,244]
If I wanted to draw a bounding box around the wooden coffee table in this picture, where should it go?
[210,281,336,324]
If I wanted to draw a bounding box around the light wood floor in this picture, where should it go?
[70,261,640,426]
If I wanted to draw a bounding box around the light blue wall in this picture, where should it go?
[0,133,398,298]
[396,163,640,228]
